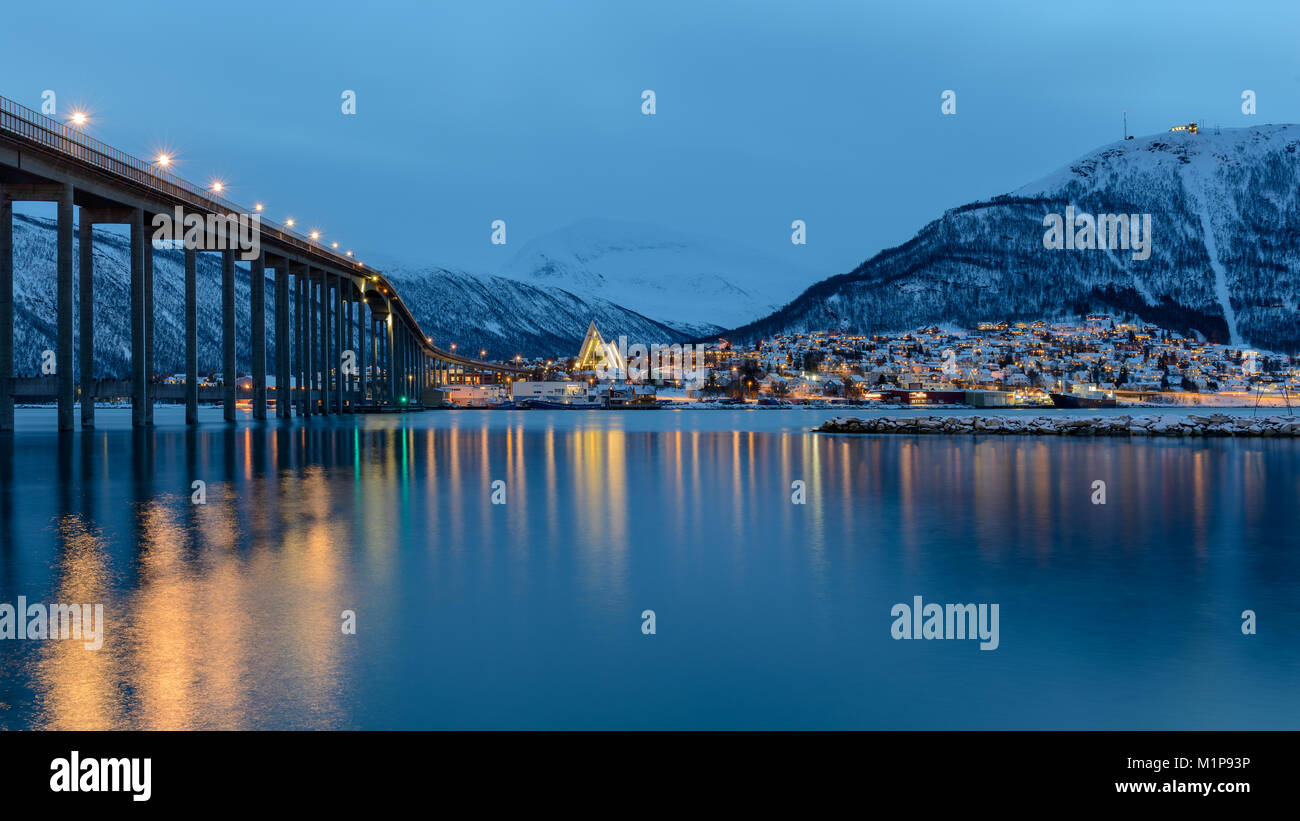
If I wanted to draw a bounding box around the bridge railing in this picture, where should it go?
[0,95,366,273]
[0,94,528,373]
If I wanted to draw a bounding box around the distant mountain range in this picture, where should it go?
[723,125,1300,353]
[10,125,1299,375]
[5,214,692,379]
[379,263,687,360]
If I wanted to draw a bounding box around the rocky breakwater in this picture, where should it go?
[815,414,1300,437]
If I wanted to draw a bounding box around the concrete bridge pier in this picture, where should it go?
[319,272,330,415]
[55,184,73,431]
[274,259,290,419]
[345,289,355,410]
[143,229,154,426]
[394,322,404,403]
[185,244,198,424]
[357,292,366,405]
[294,265,305,416]
[221,249,235,423]
[0,188,10,431]
[306,269,316,416]
[375,317,384,404]
[130,207,146,428]
[78,210,94,428]
[330,275,340,415]
[251,251,267,420]
[384,312,394,403]
[321,273,330,415]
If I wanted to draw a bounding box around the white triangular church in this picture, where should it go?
[575,321,625,372]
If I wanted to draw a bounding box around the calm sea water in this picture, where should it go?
[1,406,1297,729]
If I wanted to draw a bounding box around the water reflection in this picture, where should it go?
[1,413,1297,729]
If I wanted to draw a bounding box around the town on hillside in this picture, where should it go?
[438,316,1299,410]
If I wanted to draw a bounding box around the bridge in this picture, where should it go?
[0,94,526,431]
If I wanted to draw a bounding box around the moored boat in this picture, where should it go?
[1049,392,1117,409]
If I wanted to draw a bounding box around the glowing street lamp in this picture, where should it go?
[310,231,321,241]
[210,180,225,193]
[254,203,264,212]
[69,111,88,127]
[155,153,172,167]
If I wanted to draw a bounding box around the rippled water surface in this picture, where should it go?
[1,406,1297,729]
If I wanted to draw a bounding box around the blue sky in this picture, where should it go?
[3,0,1297,279]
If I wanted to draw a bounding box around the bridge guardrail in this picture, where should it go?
[0,94,526,372]
[0,95,356,269]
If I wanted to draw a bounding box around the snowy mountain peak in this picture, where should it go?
[498,218,819,333]
[726,125,1300,352]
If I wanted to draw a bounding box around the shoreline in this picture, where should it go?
[815,413,1300,437]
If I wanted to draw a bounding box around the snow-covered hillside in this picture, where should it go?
[9,213,253,380]
[499,218,818,334]
[725,125,1300,352]
[6,215,693,378]
[380,263,690,358]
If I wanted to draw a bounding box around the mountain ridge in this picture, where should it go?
[4,214,693,379]
[720,125,1300,352]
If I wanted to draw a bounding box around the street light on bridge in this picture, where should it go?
[69,111,88,127]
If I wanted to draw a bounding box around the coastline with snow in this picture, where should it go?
[815,413,1300,436]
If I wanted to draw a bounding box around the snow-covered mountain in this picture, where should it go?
[5,214,691,379]
[8,213,251,380]
[724,125,1300,352]
[499,218,818,334]
[380,264,689,358]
